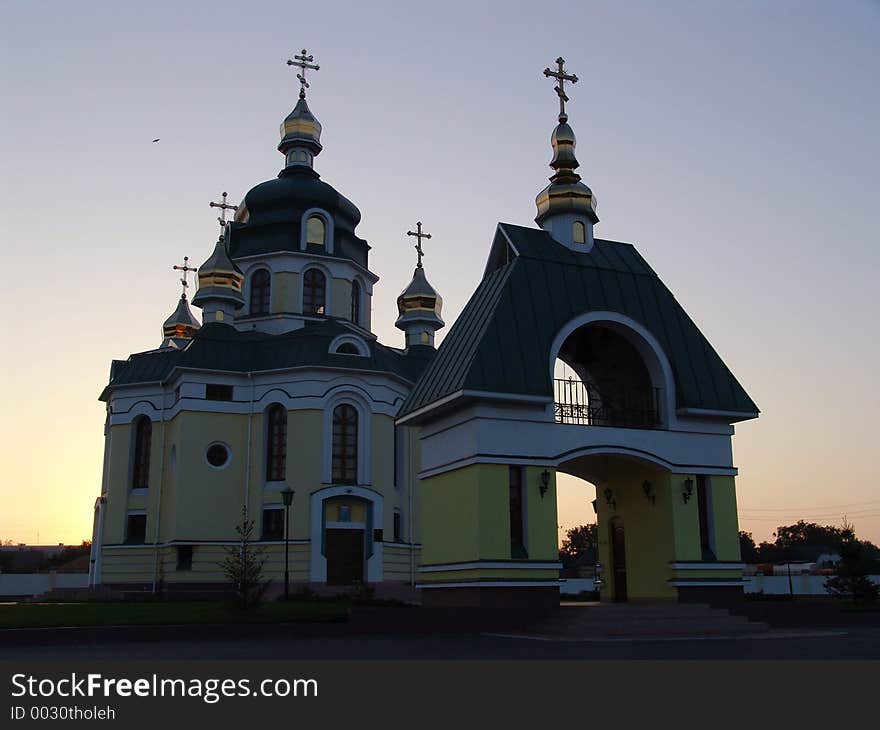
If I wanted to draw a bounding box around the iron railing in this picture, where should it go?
[554,377,661,429]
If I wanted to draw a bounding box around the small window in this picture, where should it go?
[206,443,230,468]
[265,404,287,481]
[338,505,351,522]
[335,343,359,355]
[509,466,526,559]
[697,476,716,560]
[131,416,152,490]
[176,545,193,571]
[351,280,361,324]
[573,221,586,244]
[126,514,147,544]
[393,511,402,542]
[249,269,271,316]
[262,507,284,540]
[205,384,233,401]
[303,269,326,315]
[306,216,326,246]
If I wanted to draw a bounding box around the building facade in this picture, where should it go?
[89,56,758,606]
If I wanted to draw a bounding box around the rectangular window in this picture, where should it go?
[393,511,402,542]
[126,513,147,544]
[176,545,193,571]
[338,505,351,523]
[509,466,526,559]
[205,384,233,401]
[696,475,715,560]
[262,507,284,540]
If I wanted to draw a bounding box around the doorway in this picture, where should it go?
[325,528,365,585]
[610,517,628,602]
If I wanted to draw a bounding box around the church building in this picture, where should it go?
[89,54,758,607]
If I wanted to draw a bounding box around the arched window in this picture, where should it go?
[250,269,271,316]
[132,416,152,489]
[303,269,326,315]
[265,404,287,481]
[573,221,586,244]
[350,280,361,325]
[331,404,358,484]
[306,216,326,246]
[335,343,359,355]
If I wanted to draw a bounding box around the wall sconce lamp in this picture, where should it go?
[642,480,656,506]
[682,478,694,504]
[591,499,598,515]
[539,469,551,498]
[603,487,616,510]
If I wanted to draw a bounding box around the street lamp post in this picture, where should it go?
[281,487,295,600]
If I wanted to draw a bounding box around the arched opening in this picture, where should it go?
[323,495,368,585]
[335,343,359,355]
[249,268,271,316]
[573,220,586,244]
[554,324,661,428]
[131,416,152,489]
[265,404,287,481]
[306,215,326,246]
[303,268,326,315]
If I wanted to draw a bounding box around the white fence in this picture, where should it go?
[561,575,880,596]
[0,573,89,597]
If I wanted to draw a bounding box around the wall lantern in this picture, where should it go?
[603,487,616,510]
[642,480,656,506]
[539,469,551,498]
[591,499,598,515]
[681,478,694,504]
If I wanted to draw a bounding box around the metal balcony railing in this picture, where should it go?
[554,377,661,429]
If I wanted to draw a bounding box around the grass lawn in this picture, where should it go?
[0,600,350,629]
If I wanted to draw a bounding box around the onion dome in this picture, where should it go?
[192,233,244,324]
[395,265,444,349]
[161,295,200,348]
[279,97,323,169]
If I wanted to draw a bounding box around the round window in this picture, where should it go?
[206,443,230,468]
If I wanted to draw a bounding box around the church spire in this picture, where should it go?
[193,193,245,324]
[396,221,444,349]
[535,57,599,250]
[161,256,200,347]
[279,49,323,169]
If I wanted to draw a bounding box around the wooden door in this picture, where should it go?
[326,528,365,585]
[610,518,628,602]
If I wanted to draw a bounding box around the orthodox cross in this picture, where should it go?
[287,49,320,99]
[543,56,578,120]
[172,256,197,299]
[209,191,238,228]
[407,221,432,268]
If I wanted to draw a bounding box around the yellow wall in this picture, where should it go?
[329,277,349,319]
[272,271,299,314]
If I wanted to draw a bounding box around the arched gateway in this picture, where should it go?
[397,219,759,608]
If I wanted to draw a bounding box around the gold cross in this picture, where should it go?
[406,221,432,268]
[543,56,578,120]
[209,191,238,228]
[172,256,197,299]
[287,49,320,99]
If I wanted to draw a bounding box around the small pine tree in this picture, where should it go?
[221,507,270,610]
[825,521,879,605]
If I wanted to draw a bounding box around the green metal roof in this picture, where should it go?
[102,319,433,400]
[400,223,758,420]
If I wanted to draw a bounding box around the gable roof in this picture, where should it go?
[400,223,758,421]
[101,319,433,400]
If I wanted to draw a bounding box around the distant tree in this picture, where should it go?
[825,523,879,604]
[220,507,269,610]
[739,531,759,563]
[41,541,92,571]
[559,524,598,570]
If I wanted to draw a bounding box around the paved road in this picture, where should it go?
[4,627,880,660]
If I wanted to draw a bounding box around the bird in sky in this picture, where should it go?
[152,138,160,143]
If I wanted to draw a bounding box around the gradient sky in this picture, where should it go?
[1,1,878,547]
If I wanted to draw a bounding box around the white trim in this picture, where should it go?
[419,561,562,573]
[396,389,550,426]
[299,208,334,254]
[321,388,372,485]
[677,407,758,422]
[325,521,366,530]
[328,333,369,357]
[669,580,746,587]
[102,539,311,548]
[670,562,745,571]
[309,485,384,583]
[300,262,332,316]
[232,250,379,285]
[418,581,563,588]
[204,441,232,470]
